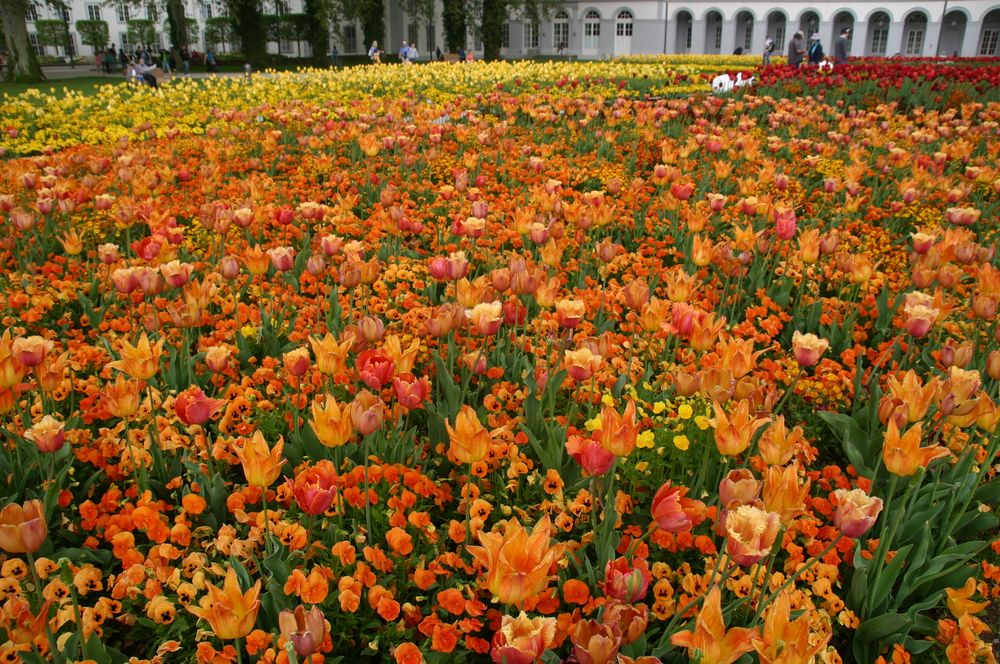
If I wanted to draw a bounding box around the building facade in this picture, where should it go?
[20,0,1000,61]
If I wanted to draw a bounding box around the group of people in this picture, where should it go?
[367,40,473,65]
[769,27,851,67]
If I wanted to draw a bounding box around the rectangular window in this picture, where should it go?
[28,33,44,54]
[117,4,130,22]
[616,21,632,37]
[87,4,101,20]
[60,6,71,21]
[425,23,436,53]
[872,27,888,53]
[554,22,568,49]
[905,29,923,54]
[981,29,999,55]
[25,3,38,22]
[147,3,158,21]
[501,22,509,48]
[686,23,692,48]
[343,24,357,52]
[280,37,293,53]
[714,26,722,50]
[524,22,538,49]
[120,31,131,51]
[744,26,753,52]
[774,26,785,53]
[408,22,418,48]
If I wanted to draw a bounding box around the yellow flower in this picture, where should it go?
[241,325,258,338]
[678,404,693,420]
[673,435,690,451]
[652,401,666,415]
[695,415,710,430]
[601,394,615,407]
[636,431,655,449]
[585,414,602,432]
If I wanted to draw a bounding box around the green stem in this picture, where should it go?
[754,533,844,624]
[60,560,86,657]
[364,432,372,537]
[262,490,273,556]
[26,551,60,658]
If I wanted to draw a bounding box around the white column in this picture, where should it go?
[720,16,736,53]
[886,20,905,56]
[851,21,867,56]
[924,21,942,55]
[665,18,677,54]
[960,21,981,56]
[690,17,706,54]
[752,18,767,55]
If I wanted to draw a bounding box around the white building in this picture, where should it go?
[20,0,1000,61]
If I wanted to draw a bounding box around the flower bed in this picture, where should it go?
[0,60,998,664]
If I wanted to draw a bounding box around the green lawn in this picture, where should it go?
[0,76,119,99]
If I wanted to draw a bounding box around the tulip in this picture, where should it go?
[490,613,557,664]
[282,347,310,377]
[358,316,385,343]
[752,589,828,664]
[595,400,640,457]
[650,482,694,533]
[757,416,803,466]
[555,299,586,329]
[468,515,564,606]
[310,395,354,448]
[602,557,650,602]
[882,419,949,477]
[719,469,761,507]
[0,333,24,390]
[724,504,781,567]
[761,463,810,525]
[204,346,232,373]
[106,333,164,381]
[446,405,491,464]
[12,336,53,368]
[711,399,767,457]
[0,500,48,554]
[288,460,339,516]
[564,347,603,382]
[350,390,384,436]
[601,602,649,645]
[566,435,616,477]
[357,349,395,390]
[160,260,194,288]
[279,605,327,657]
[187,567,261,640]
[25,415,65,453]
[174,386,225,426]
[831,488,883,538]
[308,334,354,377]
[235,431,285,488]
[469,301,503,336]
[572,619,622,664]
[393,373,431,410]
[791,331,829,368]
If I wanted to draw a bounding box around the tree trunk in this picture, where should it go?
[1,0,45,81]
[228,0,267,68]
[166,0,187,67]
[480,0,505,61]
[304,0,329,66]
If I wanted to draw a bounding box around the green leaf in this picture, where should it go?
[818,411,874,475]
[855,612,912,644]
[870,544,913,611]
[974,478,1000,503]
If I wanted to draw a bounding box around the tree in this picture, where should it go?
[126,18,156,46]
[302,0,328,63]
[468,0,556,60]
[226,0,266,67]
[204,16,233,52]
[441,0,465,51]
[76,18,109,51]
[0,0,44,80]
[35,18,64,51]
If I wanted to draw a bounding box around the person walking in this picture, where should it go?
[834,27,850,65]
[787,31,806,67]
[368,40,381,63]
[205,48,217,73]
[181,45,191,75]
[762,36,775,65]
[399,41,410,64]
[808,33,825,64]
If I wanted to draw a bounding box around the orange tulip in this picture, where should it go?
[310,395,355,448]
[757,416,803,466]
[595,400,640,457]
[187,567,261,640]
[689,313,726,352]
[0,330,25,389]
[309,333,353,376]
[564,347,603,382]
[724,504,781,567]
[711,399,768,456]
[752,589,829,663]
[235,431,285,488]
[0,499,48,554]
[446,405,492,464]
[106,332,164,381]
[832,488,883,538]
[350,389,384,436]
[278,605,327,657]
[468,515,564,606]
[881,420,949,477]
[104,375,142,419]
[670,586,758,664]
[571,619,622,664]
[25,415,65,453]
[945,578,989,619]
[491,612,557,664]
[791,331,829,368]
[761,463,810,525]
[469,301,503,336]
[383,334,421,375]
[11,335,53,368]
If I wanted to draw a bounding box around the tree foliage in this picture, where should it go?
[75,18,109,49]
[226,0,266,66]
[468,0,558,60]
[0,0,44,80]
[204,16,234,50]
[126,18,156,45]
[441,0,465,51]
[34,18,65,48]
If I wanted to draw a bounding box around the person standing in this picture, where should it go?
[762,36,775,65]
[368,40,381,63]
[834,27,850,64]
[407,43,418,63]
[205,48,217,73]
[330,45,340,66]
[808,33,824,64]
[787,31,806,67]
[181,45,191,75]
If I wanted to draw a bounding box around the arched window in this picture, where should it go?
[616,9,633,37]
[583,10,601,51]
[554,10,570,50]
